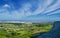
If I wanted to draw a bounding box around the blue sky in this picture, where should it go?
[0,0,60,22]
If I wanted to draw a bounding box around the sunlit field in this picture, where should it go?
[0,23,53,38]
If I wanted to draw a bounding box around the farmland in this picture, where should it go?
[0,23,53,38]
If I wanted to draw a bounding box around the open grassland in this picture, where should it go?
[0,23,53,38]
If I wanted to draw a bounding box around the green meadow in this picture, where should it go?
[0,23,53,38]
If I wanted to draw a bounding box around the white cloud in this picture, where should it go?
[3,4,10,8]
[0,0,60,20]
[43,0,60,14]
[21,3,31,11]
[47,9,60,15]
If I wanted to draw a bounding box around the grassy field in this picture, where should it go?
[0,23,53,38]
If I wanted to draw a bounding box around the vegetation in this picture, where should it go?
[0,23,53,38]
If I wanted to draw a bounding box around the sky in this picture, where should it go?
[0,0,60,22]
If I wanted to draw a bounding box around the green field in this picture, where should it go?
[0,23,53,38]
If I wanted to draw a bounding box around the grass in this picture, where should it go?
[0,23,53,38]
